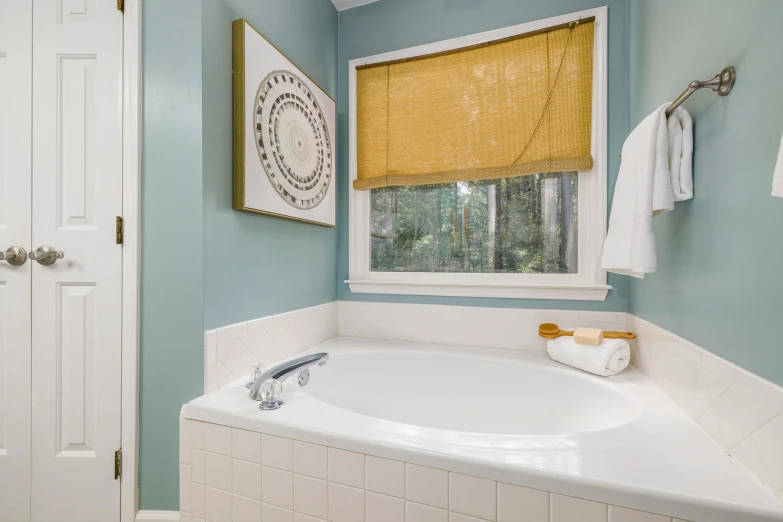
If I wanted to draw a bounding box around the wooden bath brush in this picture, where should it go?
[538,323,636,340]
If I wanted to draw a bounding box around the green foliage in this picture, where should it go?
[370,172,578,274]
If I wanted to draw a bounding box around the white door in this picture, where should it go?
[0,2,32,521]
[30,1,124,521]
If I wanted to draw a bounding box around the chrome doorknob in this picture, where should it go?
[29,245,65,265]
[0,246,27,266]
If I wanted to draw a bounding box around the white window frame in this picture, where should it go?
[347,7,609,301]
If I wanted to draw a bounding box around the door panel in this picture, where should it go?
[0,2,32,521]
[31,1,123,520]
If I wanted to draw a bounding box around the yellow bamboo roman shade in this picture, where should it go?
[354,19,594,190]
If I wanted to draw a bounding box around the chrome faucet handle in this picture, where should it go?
[29,245,65,265]
[0,246,27,266]
[259,379,284,410]
[246,365,264,389]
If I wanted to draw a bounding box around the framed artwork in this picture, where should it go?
[232,19,336,227]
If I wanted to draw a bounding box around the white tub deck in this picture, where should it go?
[184,337,783,522]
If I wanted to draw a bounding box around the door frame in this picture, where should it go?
[121,1,142,521]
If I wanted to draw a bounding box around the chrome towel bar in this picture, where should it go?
[665,66,736,117]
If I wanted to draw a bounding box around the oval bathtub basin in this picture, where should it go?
[184,337,783,522]
[302,349,640,435]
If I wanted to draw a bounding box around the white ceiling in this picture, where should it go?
[331,0,379,11]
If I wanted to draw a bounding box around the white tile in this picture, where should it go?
[206,345,217,380]
[497,482,548,522]
[406,501,448,522]
[192,421,205,450]
[180,513,192,522]
[180,417,192,465]
[698,387,777,449]
[192,483,206,519]
[264,503,294,522]
[550,494,607,522]
[263,435,294,471]
[223,339,260,381]
[218,340,234,366]
[294,475,328,519]
[262,466,294,510]
[205,423,232,456]
[698,349,735,382]
[218,321,248,343]
[673,363,731,419]
[366,491,404,522]
[232,428,262,464]
[205,452,233,491]
[449,513,488,522]
[218,362,237,387]
[205,329,217,346]
[365,456,404,498]
[294,441,328,480]
[607,506,668,522]
[206,486,234,522]
[295,514,327,522]
[192,449,205,484]
[242,330,286,366]
[753,415,783,490]
[328,483,365,522]
[233,459,262,501]
[732,435,773,486]
[449,473,496,521]
[180,464,192,513]
[406,464,447,509]
[268,323,303,356]
[193,518,204,522]
[734,367,783,415]
[328,448,364,488]
[233,494,262,522]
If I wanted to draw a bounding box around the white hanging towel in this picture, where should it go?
[601,104,693,278]
[773,132,783,199]
[546,337,630,377]
[667,107,694,201]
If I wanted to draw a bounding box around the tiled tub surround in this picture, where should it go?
[205,302,626,393]
[179,417,700,522]
[627,315,783,501]
[183,338,783,522]
[204,303,338,393]
[204,301,783,510]
[336,301,628,352]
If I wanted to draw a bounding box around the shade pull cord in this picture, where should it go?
[512,19,579,165]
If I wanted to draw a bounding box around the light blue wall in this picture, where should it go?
[140,0,337,511]
[336,0,630,312]
[202,0,338,331]
[627,0,783,386]
[140,0,205,510]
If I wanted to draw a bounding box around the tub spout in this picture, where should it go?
[249,352,329,403]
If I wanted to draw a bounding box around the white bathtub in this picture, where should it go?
[183,337,783,522]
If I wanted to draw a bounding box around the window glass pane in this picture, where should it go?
[370,173,578,274]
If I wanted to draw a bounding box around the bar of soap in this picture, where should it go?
[574,327,603,346]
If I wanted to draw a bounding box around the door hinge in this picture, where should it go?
[114,449,122,480]
[116,216,123,245]
[117,0,124,13]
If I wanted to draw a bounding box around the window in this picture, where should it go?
[348,8,608,300]
[371,173,578,274]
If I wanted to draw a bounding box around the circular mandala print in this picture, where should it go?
[254,71,332,210]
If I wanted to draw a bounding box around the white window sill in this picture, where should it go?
[345,280,611,301]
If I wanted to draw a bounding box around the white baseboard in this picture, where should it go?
[135,511,180,522]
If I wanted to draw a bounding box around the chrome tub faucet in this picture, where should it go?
[248,352,329,410]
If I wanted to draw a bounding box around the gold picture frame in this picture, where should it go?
[232,19,336,227]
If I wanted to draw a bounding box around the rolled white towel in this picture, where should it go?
[546,336,631,377]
